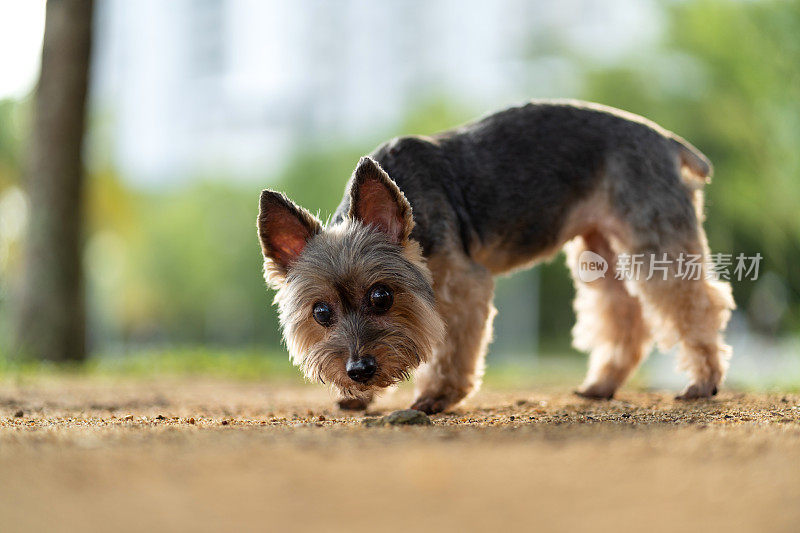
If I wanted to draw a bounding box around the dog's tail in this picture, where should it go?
[669,134,713,187]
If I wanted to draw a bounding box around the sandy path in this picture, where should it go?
[1,378,798,532]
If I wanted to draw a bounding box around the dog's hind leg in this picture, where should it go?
[567,231,653,399]
[411,252,496,414]
[609,149,735,399]
[627,237,734,399]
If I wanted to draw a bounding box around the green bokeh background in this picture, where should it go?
[0,0,798,386]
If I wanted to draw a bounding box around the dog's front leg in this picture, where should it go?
[337,391,374,411]
[412,254,496,414]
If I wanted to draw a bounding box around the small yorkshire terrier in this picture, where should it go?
[257,100,734,414]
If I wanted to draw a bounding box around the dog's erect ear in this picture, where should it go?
[347,157,413,245]
[257,190,322,280]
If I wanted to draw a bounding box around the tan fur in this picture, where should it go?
[561,186,733,399]
[471,181,733,403]
[412,250,496,414]
[411,180,734,408]
[565,231,653,399]
[625,247,734,398]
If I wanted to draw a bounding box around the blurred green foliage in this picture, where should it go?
[578,0,800,334]
[1,0,799,365]
[0,347,297,381]
[0,100,24,188]
[86,176,279,346]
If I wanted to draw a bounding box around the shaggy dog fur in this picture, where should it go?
[257,100,734,414]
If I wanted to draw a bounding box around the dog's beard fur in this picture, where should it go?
[273,222,445,399]
[258,156,446,400]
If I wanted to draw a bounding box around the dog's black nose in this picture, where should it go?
[346,356,377,383]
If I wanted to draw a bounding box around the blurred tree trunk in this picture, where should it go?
[14,0,94,362]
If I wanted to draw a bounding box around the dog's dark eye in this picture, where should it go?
[313,302,333,326]
[368,284,393,313]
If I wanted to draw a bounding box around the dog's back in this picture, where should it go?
[345,100,711,270]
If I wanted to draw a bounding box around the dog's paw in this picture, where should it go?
[410,395,451,415]
[675,382,718,400]
[337,398,370,411]
[574,382,615,400]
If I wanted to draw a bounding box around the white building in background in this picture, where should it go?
[90,0,659,186]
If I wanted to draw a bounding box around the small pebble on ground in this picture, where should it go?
[362,409,432,427]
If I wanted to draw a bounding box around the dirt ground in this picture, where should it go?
[1,377,798,533]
